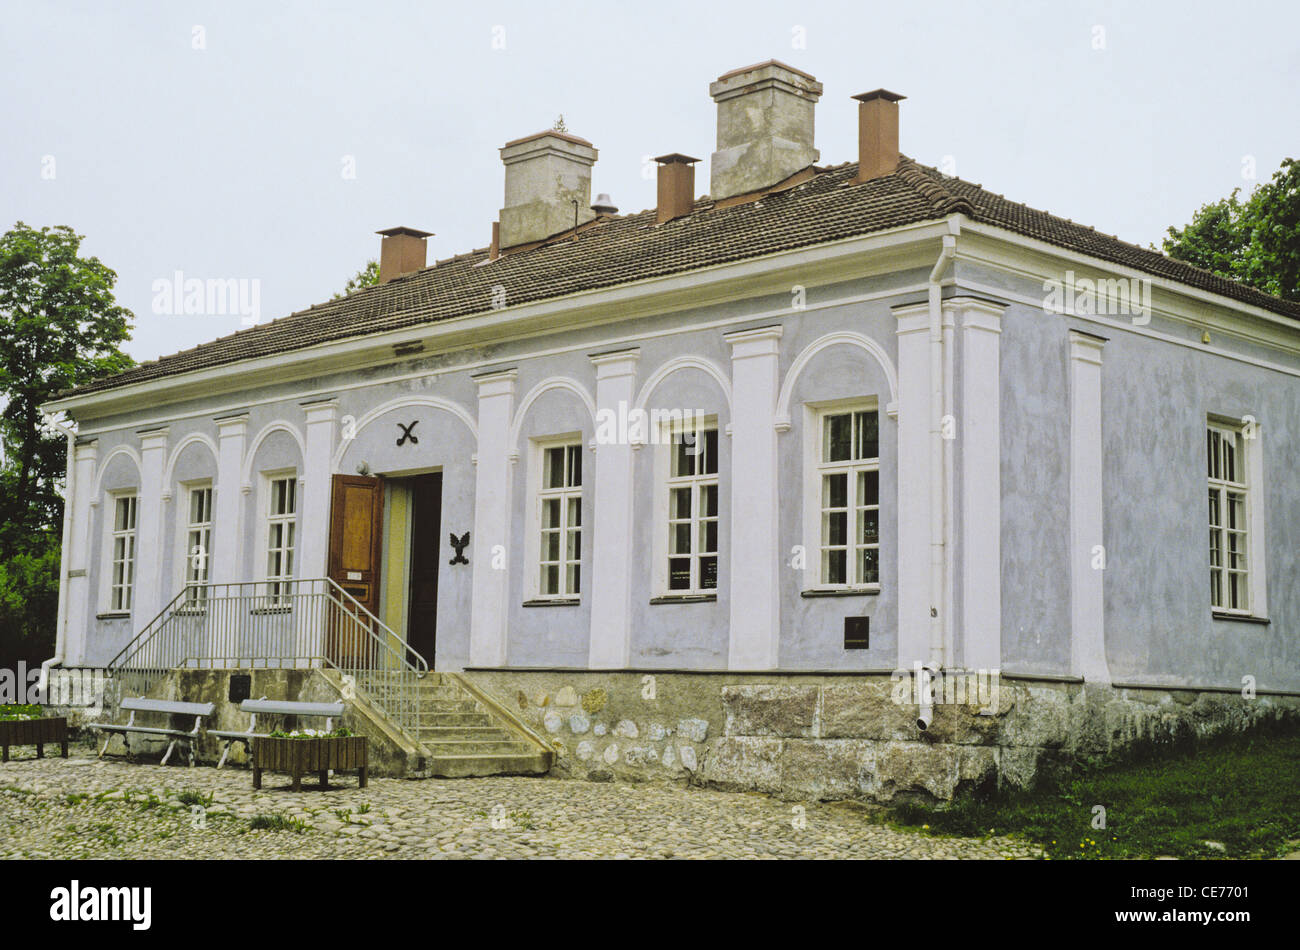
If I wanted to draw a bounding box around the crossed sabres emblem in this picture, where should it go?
[396,420,419,446]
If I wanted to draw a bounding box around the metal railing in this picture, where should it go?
[105,578,427,737]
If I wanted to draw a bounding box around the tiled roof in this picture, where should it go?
[65,160,1300,399]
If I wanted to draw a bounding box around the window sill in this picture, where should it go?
[522,598,580,608]
[649,593,718,604]
[96,612,131,621]
[1211,611,1270,625]
[801,587,880,598]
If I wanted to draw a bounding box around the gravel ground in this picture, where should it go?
[0,745,1043,860]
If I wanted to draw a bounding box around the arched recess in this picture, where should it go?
[775,331,899,428]
[633,355,733,415]
[508,376,597,450]
[92,444,142,498]
[241,421,307,487]
[331,396,478,471]
[163,432,219,487]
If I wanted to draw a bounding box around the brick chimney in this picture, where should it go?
[376,226,433,282]
[852,89,905,183]
[655,153,700,224]
[498,130,598,249]
[708,61,823,200]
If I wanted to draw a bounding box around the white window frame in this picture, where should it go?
[260,471,298,602]
[528,436,584,601]
[802,398,881,592]
[178,481,213,607]
[1207,416,1267,619]
[104,492,138,613]
[652,417,720,596]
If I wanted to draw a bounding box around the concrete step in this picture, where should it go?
[426,752,552,778]
[422,740,536,756]
[416,726,515,741]
[419,712,495,728]
[417,699,480,714]
[415,684,469,699]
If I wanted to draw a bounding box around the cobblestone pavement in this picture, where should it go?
[0,748,1043,859]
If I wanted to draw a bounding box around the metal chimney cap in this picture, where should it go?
[591,193,618,215]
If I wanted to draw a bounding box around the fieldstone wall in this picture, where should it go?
[465,671,1300,802]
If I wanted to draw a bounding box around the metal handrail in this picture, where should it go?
[105,578,427,737]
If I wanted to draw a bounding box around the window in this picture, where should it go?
[818,409,879,587]
[265,475,296,600]
[538,443,582,597]
[184,485,212,605]
[109,494,138,611]
[666,426,719,593]
[1208,423,1249,612]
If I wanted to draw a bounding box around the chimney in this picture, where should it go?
[708,60,823,200]
[498,129,598,249]
[376,226,433,282]
[654,153,700,224]
[852,89,905,182]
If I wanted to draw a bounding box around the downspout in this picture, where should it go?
[925,222,959,685]
[40,411,78,701]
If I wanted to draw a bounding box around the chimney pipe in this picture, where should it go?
[654,153,700,224]
[852,89,906,183]
[376,226,433,282]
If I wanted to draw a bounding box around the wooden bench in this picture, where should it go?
[90,698,215,767]
[208,699,346,769]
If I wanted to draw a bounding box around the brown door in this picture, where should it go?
[327,474,384,666]
[407,473,442,665]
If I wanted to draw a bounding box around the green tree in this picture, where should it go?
[334,259,380,298]
[0,222,134,666]
[1163,158,1300,303]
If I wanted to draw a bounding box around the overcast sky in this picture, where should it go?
[3,0,1297,364]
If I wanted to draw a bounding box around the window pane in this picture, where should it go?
[701,519,717,554]
[701,483,718,518]
[567,563,580,595]
[700,556,718,589]
[859,548,880,585]
[824,413,852,462]
[1207,430,1218,479]
[824,473,847,510]
[668,558,691,590]
[855,411,879,460]
[567,496,581,529]
[567,444,582,487]
[859,469,879,507]
[542,565,559,595]
[825,549,847,585]
[671,487,692,520]
[670,522,691,555]
[858,509,879,545]
[673,436,694,478]
[543,530,560,561]
[701,429,718,475]
[543,447,564,489]
[1223,438,1236,483]
[566,528,581,561]
[542,497,561,530]
[826,510,847,546]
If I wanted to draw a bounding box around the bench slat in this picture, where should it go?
[240,700,344,717]
[120,698,215,716]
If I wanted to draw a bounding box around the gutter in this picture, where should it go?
[40,412,77,700]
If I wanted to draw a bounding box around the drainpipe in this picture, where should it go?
[40,411,77,702]
[927,223,959,677]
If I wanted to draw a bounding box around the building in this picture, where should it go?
[42,61,1300,797]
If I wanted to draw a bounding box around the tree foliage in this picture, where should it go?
[334,259,380,299]
[1163,158,1300,303]
[0,222,134,665]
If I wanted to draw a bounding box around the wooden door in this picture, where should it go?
[327,474,384,666]
[406,473,442,665]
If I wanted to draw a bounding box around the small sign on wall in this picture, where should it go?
[844,616,869,650]
[346,571,362,581]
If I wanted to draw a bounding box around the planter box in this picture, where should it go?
[251,736,368,791]
[0,717,68,762]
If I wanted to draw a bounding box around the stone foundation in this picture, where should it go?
[464,670,1300,802]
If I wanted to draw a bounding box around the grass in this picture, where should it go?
[886,722,1300,859]
[176,789,213,809]
[0,704,43,721]
[248,812,311,834]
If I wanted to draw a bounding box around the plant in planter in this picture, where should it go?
[0,704,68,762]
[252,729,367,791]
